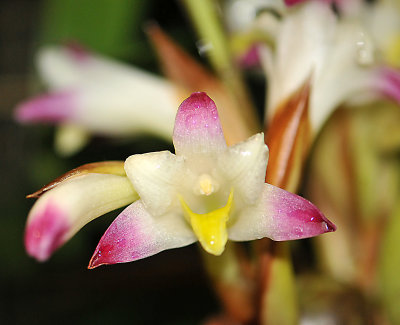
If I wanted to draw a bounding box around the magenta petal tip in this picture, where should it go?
[261,185,337,241]
[87,208,146,269]
[287,196,337,239]
[24,203,70,262]
[308,210,336,234]
[14,92,76,124]
[175,92,220,126]
[173,92,226,155]
[88,231,142,269]
[88,244,114,269]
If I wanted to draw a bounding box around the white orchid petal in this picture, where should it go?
[262,0,398,134]
[362,0,400,57]
[89,200,196,268]
[124,151,185,216]
[15,78,179,141]
[73,83,178,139]
[14,45,181,141]
[38,45,162,89]
[228,183,336,241]
[218,133,269,205]
[267,1,337,119]
[25,174,138,261]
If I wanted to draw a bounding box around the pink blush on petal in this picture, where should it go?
[175,92,221,133]
[89,201,197,268]
[24,202,70,262]
[14,91,77,124]
[88,206,150,269]
[258,184,336,241]
[173,92,227,155]
[287,204,336,238]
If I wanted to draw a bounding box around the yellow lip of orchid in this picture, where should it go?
[179,189,234,256]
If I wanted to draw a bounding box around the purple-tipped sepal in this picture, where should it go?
[24,202,70,262]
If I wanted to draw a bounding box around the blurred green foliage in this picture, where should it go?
[40,0,148,60]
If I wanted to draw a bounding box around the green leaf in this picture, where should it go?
[260,242,299,325]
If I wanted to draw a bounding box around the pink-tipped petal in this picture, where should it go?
[88,201,196,268]
[228,183,336,242]
[24,174,137,261]
[173,92,227,157]
[25,202,70,261]
[19,46,179,141]
[14,91,76,124]
[376,67,400,105]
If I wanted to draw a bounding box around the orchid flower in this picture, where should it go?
[24,92,335,266]
[226,0,400,134]
[14,45,181,155]
[269,0,400,132]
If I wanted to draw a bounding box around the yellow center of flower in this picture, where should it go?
[194,174,219,196]
[179,189,234,256]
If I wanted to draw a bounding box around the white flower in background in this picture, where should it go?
[14,45,181,155]
[225,0,400,133]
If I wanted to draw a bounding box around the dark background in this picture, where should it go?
[0,1,219,324]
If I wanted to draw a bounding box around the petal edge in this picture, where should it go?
[228,183,336,242]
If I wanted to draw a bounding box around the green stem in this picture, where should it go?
[258,241,299,325]
[180,0,260,133]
